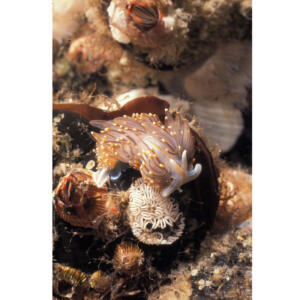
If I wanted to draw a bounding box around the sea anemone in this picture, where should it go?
[127,178,185,245]
[91,108,201,197]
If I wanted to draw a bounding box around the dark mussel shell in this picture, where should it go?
[53,96,219,228]
[53,96,220,299]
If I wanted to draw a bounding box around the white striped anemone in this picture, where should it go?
[127,178,185,245]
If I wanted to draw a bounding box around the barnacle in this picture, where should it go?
[89,270,111,292]
[53,169,108,228]
[91,108,201,197]
[105,0,192,67]
[107,0,172,48]
[127,178,185,245]
[127,0,160,32]
[53,263,88,298]
[113,242,145,275]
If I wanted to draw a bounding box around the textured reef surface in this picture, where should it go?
[53,0,252,299]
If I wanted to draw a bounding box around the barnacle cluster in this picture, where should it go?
[53,0,251,96]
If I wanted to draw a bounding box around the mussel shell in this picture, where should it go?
[53,96,219,228]
[53,96,220,298]
[191,130,219,228]
[53,109,97,169]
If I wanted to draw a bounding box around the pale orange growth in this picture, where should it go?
[67,35,120,74]
[213,166,252,233]
[104,195,120,219]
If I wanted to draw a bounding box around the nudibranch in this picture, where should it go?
[91,108,202,197]
[127,178,185,245]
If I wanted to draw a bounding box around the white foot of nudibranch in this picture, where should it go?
[161,150,202,198]
[92,169,109,188]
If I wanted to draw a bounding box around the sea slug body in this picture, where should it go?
[91,109,202,197]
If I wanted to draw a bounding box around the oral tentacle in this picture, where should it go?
[187,163,202,179]
[182,150,188,171]
[161,154,202,197]
[93,169,109,188]
[161,158,182,197]
[161,176,180,197]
